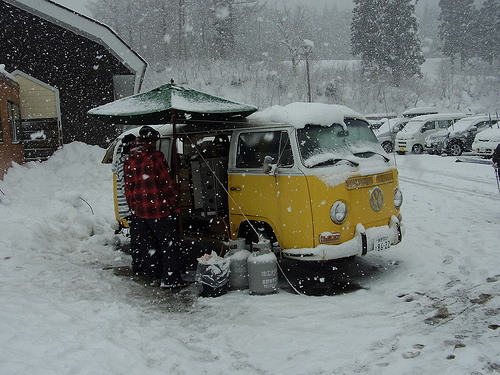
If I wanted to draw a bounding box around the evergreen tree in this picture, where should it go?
[438,0,477,65]
[351,0,424,85]
[212,0,236,59]
[383,0,424,85]
[476,0,500,64]
[418,1,442,57]
[351,0,384,78]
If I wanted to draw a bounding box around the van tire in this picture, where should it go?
[412,144,424,154]
[381,141,393,154]
[238,221,276,249]
[447,142,463,156]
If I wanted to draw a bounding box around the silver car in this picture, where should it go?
[425,115,498,156]
[374,118,409,153]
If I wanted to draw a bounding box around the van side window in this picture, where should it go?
[236,131,293,169]
[438,120,452,129]
[422,121,435,132]
[158,138,172,163]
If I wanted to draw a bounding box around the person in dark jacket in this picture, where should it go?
[493,143,500,180]
[124,126,185,288]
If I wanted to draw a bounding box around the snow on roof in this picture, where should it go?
[248,102,366,129]
[5,0,147,94]
[0,63,18,83]
[407,112,467,122]
[402,106,438,117]
[11,69,58,93]
[87,84,257,121]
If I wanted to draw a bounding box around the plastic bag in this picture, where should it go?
[195,251,230,296]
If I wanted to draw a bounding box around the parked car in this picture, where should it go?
[396,113,466,154]
[424,115,499,156]
[472,126,500,157]
[374,117,409,153]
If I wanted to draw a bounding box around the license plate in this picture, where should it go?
[374,235,391,251]
[399,147,405,152]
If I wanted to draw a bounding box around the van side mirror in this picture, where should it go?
[263,155,277,175]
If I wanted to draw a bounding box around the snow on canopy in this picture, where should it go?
[248,102,366,129]
[87,83,257,124]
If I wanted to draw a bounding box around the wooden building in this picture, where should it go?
[0,68,24,179]
[0,0,147,147]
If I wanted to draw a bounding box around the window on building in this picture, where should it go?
[0,113,3,143]
[8,101,21,143]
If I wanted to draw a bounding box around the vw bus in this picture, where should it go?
[104,102,404,261]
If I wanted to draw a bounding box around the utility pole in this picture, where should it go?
[301,40,314,102]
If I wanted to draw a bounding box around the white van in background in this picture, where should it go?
[472,126,500,157]
[395,113,466,154]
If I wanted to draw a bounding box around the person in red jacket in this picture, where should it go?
[124,126,185,288]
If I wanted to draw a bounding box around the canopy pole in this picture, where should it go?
[170,108,184,239]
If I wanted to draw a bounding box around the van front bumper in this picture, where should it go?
[424,139,445,154]
[281,216,403,261]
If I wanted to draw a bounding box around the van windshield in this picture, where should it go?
[402,119,425,133]
[297,120,382,168]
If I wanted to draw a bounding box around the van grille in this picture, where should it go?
[345,176,373,189]
[376,172,394,184]
[346,172,394,190]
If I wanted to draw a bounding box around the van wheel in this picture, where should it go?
[412,144,424,154]
[381,141,393,154]
[238,221,276,248]
[448,142,463,156]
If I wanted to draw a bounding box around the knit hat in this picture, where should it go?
[139,125,160,141]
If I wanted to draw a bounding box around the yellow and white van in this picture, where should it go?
[104,102,404,261]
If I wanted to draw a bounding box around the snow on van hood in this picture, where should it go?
[311,155,393,188]
[475,127,500,142]
[248,102,366,129]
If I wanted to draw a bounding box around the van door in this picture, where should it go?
[228,129,313,248]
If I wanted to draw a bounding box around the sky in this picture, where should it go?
[52,0,488,18]
[51,0,488,21]
[51,0,353,16]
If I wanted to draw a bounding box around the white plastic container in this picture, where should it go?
[247,240,278,295]
[226,239,251,290]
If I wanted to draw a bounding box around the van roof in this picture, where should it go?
[402,107,439,117]
[249,102,366,128]
[407,113,467,122]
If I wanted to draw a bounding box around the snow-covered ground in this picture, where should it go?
[1,142,499,374]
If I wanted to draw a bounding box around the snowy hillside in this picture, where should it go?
[0,142,499,374]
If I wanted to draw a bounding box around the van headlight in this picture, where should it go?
[394,188,403,209]
[330,201,347,224]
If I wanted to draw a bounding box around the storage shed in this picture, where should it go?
[0,0,147,147]
[12,70,63,161]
